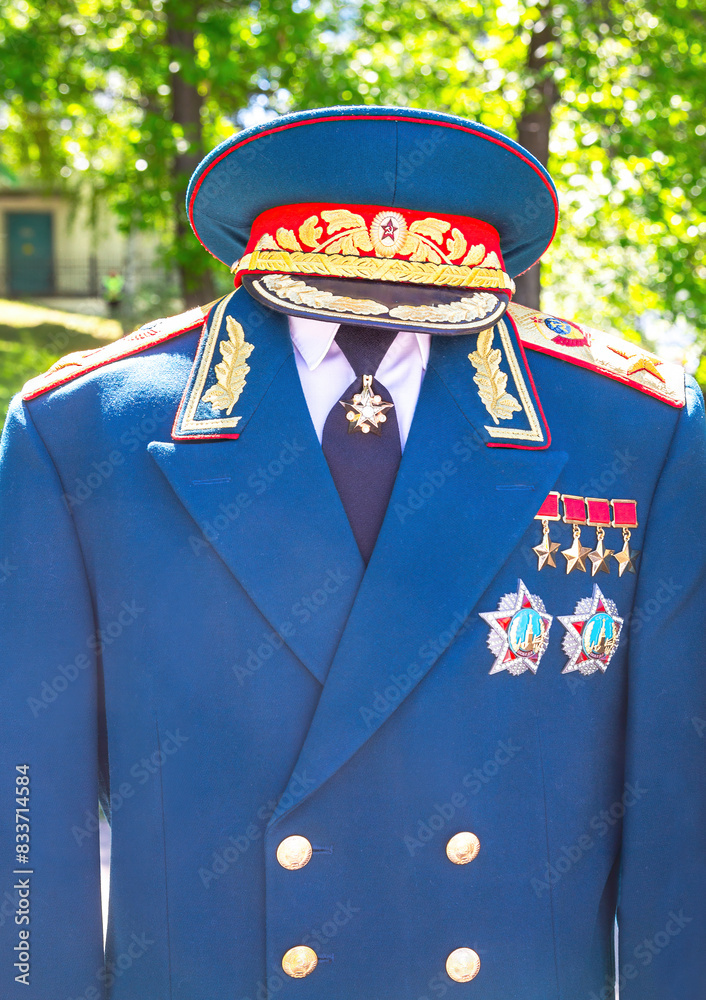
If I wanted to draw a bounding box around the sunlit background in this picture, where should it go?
[0,0,704,419]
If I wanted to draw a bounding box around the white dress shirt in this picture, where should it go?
[288,316,430,450]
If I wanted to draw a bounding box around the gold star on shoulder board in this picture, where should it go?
[340,374,394,435]
[562,534,592,574]
[588,537,614,576]
[533,535,561,570]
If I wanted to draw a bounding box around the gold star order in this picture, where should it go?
[340,379,394,435]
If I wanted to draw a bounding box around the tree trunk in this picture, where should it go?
[514,5,559,310]
[167,9,215,309]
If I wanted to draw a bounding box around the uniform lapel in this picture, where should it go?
[148,293,364,685]
[270,324,568,826]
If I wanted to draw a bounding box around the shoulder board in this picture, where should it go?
[507,302,685,408]
[22,300,221,402]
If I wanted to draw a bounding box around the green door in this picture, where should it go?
[7,212,54,294]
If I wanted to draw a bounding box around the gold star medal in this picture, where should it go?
[610,499,640,576]
[532,491,561,571]
[586,498,614,576]
[560,494,591,574]
[340,374,394,435]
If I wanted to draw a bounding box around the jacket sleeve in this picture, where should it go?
[0,396,105,998]
[617,375,706,1000]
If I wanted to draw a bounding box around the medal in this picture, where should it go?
[558,585,623,675]
[585,498,614,576]
[533,491,561,570]
[340,374,394,435]
[611,499,640,576]
[480,579,553,675]
[560,494,592,574]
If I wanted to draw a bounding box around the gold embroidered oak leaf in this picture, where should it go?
[468,328,522,424]
[254,233,280,251]
[202,316,254,415]
[446,228,468,261]
[299,215,323,247]
[461,244,486,266]
[481,250,502,269]
[408,217,451,243]
[319,209,373,253]
[275,227,303,251]
[401,233,444,264]
[321,208,367,232]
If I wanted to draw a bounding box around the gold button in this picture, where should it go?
[276,835,313,870]
[446,948,481,983]
[282,945,318,978]
[446,832,480,865]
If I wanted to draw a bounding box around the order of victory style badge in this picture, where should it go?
[558,585,623,675]
[480,580,553,675]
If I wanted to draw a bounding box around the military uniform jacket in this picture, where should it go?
[0,290,705,1000]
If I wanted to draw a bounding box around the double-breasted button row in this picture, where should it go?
[446,833,481,982]
[276,833,481,981]
[277,837,317,978]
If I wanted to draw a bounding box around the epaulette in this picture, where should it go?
[22,300,221,402]
[508,302,685,408]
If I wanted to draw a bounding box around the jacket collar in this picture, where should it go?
[150,291,565,819]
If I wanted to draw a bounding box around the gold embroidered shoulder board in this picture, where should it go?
[508,302,686,408]
[22,301,218,402]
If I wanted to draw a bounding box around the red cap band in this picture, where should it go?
[232,202,515,293]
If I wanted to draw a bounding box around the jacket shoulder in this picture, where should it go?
[507,302,686,408]
[21,301,219,402]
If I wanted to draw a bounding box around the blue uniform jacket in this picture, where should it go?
[0,290,704,1000]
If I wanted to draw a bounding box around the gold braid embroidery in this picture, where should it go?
[239,249,513,291]
[468,328,522,424]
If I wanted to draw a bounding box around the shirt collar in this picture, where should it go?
[288,314,430,372]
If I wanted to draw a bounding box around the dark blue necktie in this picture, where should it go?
[322,324,402,563]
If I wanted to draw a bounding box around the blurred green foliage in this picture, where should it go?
[0,323,106,419]
[0,0,704,356]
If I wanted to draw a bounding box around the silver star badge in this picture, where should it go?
[479,579,553,675]
[340,374,394,435]
[558,584,623,675]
